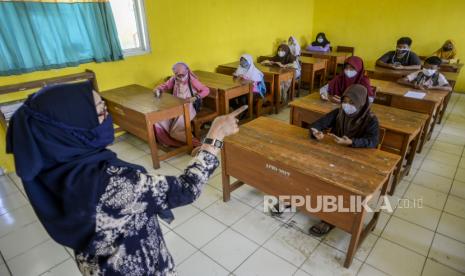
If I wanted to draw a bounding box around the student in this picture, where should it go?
[320,56,375,103]
[288,36,301,57]
[309,84,379,236]
[433,39,457,64]
[376,37,421,70]
[261,44,300,103]
[6,81,245,275]
[306,32,331,52]
[153,62,209,147]
[398,56,452,91]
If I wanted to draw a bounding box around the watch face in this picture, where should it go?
[214,140,224,148]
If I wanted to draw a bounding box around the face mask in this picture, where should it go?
[443,46,453,51]
[422,68,437,77]
[344,69,358,78]
[317,38,324,43]
[278,51,286,57]
[176,74,188,82]
[240,60,250,69]
[396,48,410,56]
[342,103,357,115]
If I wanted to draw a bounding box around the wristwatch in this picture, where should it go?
[202,137,224,149]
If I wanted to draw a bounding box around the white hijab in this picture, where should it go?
[234,54,264,82]
[288,36,301,57]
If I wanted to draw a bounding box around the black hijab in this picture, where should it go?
[311,32,330,47]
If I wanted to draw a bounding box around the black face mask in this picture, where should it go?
[443,46,453,51]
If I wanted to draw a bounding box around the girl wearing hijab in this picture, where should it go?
[433,40,457,64]
[154,62,209,148]
[320,56,375,103]
[6,80,246,275]
[234,54,266,97]
[288,36,301,57]
[306,32,331,52]
[398,56,452,91]
[309,84,379,236]
[261,44,300,103]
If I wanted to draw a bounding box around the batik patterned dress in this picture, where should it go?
[75,150,219,275]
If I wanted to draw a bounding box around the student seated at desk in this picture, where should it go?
[433,39,458,64]
[376,37,421,70]
[320,56,375,103]
[153,62,209,147]
[231,54,267,110]
[261,44,300,103]
[309,84,379,236]
[397,56,452,91]
[306,32,331,52]
[288,36,301,57]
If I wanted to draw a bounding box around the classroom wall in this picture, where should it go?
[0,0,315,172]
[312,0,465,92]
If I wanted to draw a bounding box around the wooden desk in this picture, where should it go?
[193,70,253,120]
[371,79,448,153]
[217,61,294,114]
[301,50,348,77]
[289,93,427,191]
[221,117,399,268]
[101,84,193,169]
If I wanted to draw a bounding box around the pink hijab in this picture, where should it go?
[328,56,374,98]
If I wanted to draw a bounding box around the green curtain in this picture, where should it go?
[0,0,123,76]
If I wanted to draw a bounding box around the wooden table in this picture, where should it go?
[371,79,448,153]
[289,93,427,191]
[193,70,253,120]
[217,61,294,114]
[101,84,193,169]
[221,117,399,268]
[301,50,348,77]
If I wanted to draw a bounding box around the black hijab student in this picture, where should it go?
[306,32,331,52]
[6,81,246,275]
[308,84,379,236]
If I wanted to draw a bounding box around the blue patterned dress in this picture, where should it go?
[75,151,219,275]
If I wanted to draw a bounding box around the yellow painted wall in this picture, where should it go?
[312,0,465,92]
[0,0,315,172]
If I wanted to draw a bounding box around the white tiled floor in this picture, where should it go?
[1,94,465,275]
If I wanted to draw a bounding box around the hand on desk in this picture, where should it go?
[154,89,161,98]
[261,60,272,66]
[311,128,324,141]
[414,83,428,91]
[187,96,197,103]
[329,133,353,146]
[329,95,341,103]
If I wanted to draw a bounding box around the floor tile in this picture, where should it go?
[403,184,447,210]
[444,195,465,219]
[164,204,200,229]
[286,211,322,238]
[175,212,226,248]
[420,159,457,179]
[234,248,297,276]
[166,154,193,171]
[357,263,389,276]
[425,149,461,166]
[0,221,49,260]
[177,251,229,276]
[263,225,319,267]
[202,229,259,271]
[0,264,11,276]
[0,205,38,238]
[382,216,434,256]
[300,243,362,276]
[393,200,441,230]
[429,233,465,273]
[412,170,453,193]
[293,269,311,276]
[369,211,391,236]
[323,228,378,261]
[422,258,465,276]
[41,258,81,276]
[7,240,69,276]
[232,209,283,245]
[204,198,252,226]
[436,133,465,146]
[163,231,197,265]
[0,176,18,198]
[231,185,264,208]
[0,191,29,216]
[437,212,465,243]
[430,141,464,156]
[366,238,425,276]
[192,185,222,210]
[451,180,465,199]
[455,168,465,182]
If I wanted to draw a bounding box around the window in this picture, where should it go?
[110,0,150,56]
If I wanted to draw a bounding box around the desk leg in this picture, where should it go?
[345,208,367,268]
[417,116,431,154]
[221,148,231,202]
[248,85,254,119]
[146,119,161,169]
[274,75,281,114]
[390,134,409,194]
[405,133,421,176]
[438,91,452,124]
[183,103,193,153]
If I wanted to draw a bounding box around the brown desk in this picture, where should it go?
[221,117,399,268]
[371,79,448,153]
[289,93,427,191]
[301,50,348,77]
[217,61,294,114]
[193,70,253,120]
[101,84,193,169]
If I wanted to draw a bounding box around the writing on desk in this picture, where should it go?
[265,164,290,177]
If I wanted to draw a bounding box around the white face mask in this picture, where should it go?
[422,68,436,77]
[344,69,357,78]
[278,51,286,57]
[342,103,357,115]
[317,38,324,43]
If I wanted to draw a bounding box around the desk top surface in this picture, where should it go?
[372,66,459,81]
[290,93,428,135]
[370,79,448,103]
[101,84,185,114]
[218,61,294,75]
[301,50,349,58]
[225,117,400,196]
[193,70,251,90]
